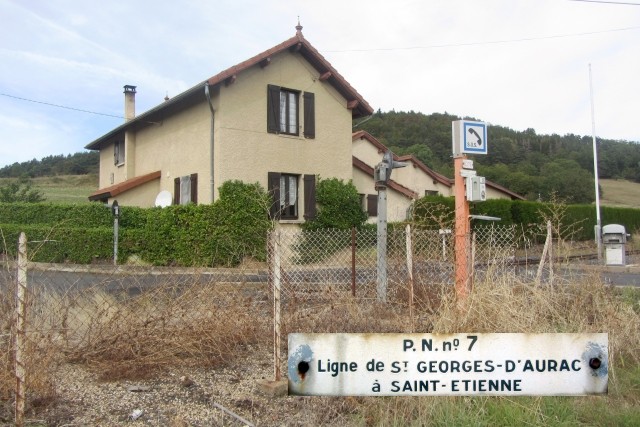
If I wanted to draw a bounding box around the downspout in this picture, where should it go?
[204,83,215,202]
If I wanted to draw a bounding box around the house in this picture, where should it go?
[86,23,373,227]
[352,130,525,222]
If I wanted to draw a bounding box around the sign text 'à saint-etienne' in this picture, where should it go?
[288,333,608,396]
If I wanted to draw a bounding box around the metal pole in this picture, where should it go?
[351,227,356,297]
[15,233,27,427]
[454,156,470,302]
[376,187,388,302]
[589,64,602,262]
[405,224,414,333]
[113,216,119,266]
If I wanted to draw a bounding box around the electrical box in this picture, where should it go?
[466,176,486,202]
[602,224,627,266]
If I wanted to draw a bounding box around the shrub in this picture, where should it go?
[302,177,367,231]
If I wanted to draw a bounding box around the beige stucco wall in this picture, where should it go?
[353,167,413,223]
[352,136,384,167]
[214,51,354,220]
[107,179,161,207]
[485,185,512,200]
[132,101,211,202]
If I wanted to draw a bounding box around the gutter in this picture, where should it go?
[204,83,216,203]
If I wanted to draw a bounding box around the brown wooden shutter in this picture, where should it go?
[190,173,198,204]
[367,194,378,217]
[303,92,315,138]
[173,177,180,205]
[268,172,281,219]
[267,85,281,133]
[303,174,317,219]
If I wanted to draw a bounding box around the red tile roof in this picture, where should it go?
[86,28,372,151]
[352,156,418,199]
[88,170,161,201]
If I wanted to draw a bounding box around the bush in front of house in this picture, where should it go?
[302,177,367,231]
[0,180,273,266]
[295,178,367,264]
[134,180,273,267]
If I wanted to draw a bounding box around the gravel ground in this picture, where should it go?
[15,346,354,427]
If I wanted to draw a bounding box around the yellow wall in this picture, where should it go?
[216,53,353,210]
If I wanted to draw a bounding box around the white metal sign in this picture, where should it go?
[452,120,488,155]
[288,333,608,396]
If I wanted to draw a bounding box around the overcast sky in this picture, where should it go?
[1,0,639,168]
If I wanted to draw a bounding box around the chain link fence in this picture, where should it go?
[2,224,526,422]
[269,224,522,377]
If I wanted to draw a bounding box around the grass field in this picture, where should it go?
[600,178,640,208]
[0,174,98,204]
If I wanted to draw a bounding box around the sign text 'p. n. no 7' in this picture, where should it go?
[288,333,608,396]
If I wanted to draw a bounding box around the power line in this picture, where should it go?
[0,92,124,119]
[569,0,640,5]
[323,25,640,53]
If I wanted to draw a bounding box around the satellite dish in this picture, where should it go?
[155,190,172,208]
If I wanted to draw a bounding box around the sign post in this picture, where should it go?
[452,120,488,303]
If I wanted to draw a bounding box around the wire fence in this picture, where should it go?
[1,224,529,423]
[269,224,522,378]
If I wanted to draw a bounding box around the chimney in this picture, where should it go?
[123,85,137,121]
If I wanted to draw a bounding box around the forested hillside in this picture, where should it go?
[355,111,640,204]
[0,151,98,177]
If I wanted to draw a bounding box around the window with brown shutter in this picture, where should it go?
[268,172,303,220]
[267,85,300,136]
[303,174,316,219]
[303,92,315,138]
[173,173,198,205]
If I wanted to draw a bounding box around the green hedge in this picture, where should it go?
[0,224,114,263]
[0,201,149,229]
[0,180,272,266]
[412,196,640,240]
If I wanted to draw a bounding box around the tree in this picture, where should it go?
[0,177,45,203]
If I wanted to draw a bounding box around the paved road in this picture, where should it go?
[1,260,638,296]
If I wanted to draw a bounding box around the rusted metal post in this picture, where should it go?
[272,231,282,381]
[405,224,414,333]
[351,227,356,297]
[15,232,27,427]
[470,231,476,291]
[548,221,554,285]
[454,156,471,303]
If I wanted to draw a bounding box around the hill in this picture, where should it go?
[355,111,640,204]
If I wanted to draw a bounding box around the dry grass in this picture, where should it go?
[600,178,640,208]
[1,256,639,424]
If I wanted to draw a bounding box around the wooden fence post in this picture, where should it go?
[15,232,27,427]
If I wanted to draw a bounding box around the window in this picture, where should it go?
[114,140,125,165]
[268,172,316,220]
[267,85,315,138]
[367,194,378,217]
[173,173,198,205]
[425,190,439,197]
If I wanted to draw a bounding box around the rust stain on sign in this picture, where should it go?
[288,333,608,396]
